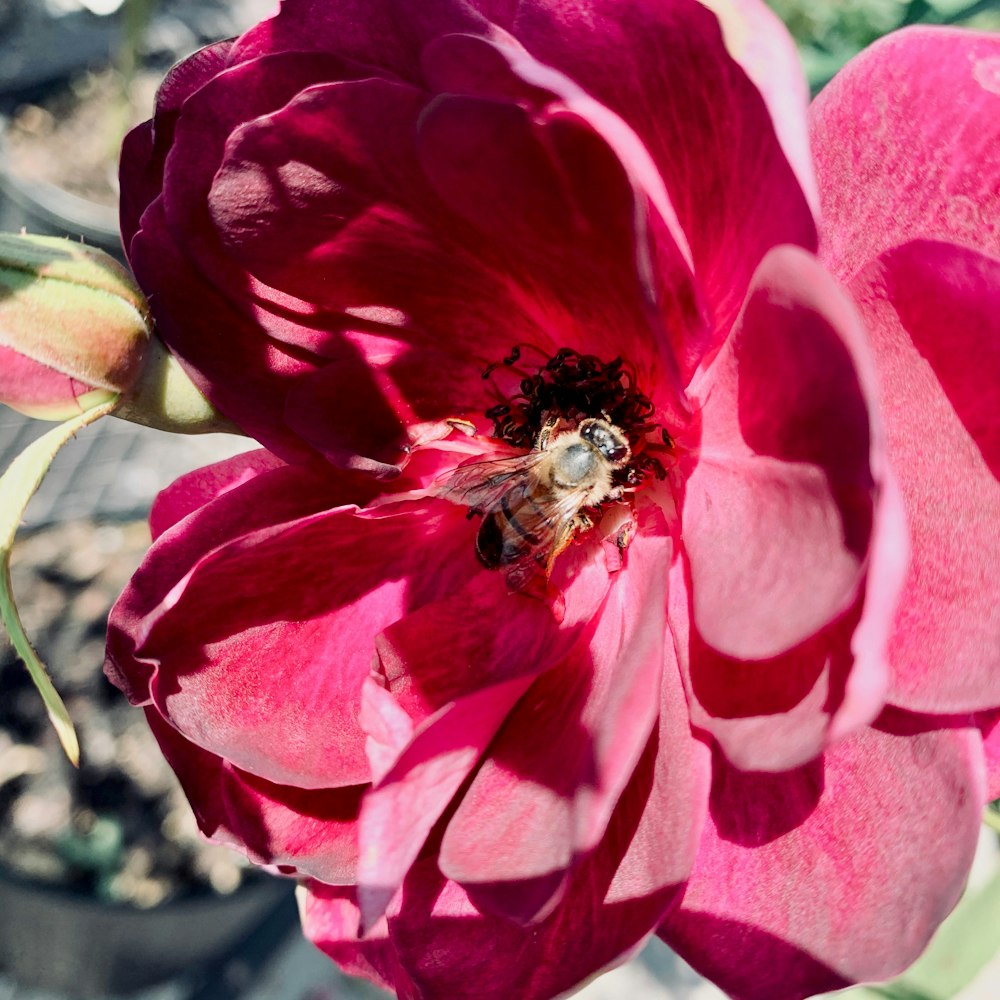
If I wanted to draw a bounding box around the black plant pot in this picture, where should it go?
[0,863,293,996]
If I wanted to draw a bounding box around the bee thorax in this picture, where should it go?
[551,442,599,487]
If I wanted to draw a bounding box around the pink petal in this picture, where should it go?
[505,0,816,342]
[356,541,614,928]
[306,692,710,1000]
[299,884,411,996]
[145,709,363,884]
[682,245,884,660]
[849,241,1000,712]
[148,449,286,540]
[660,715,986,1000]
[673,463,907,772]
[437,502,671,923]
[980,712,1000,801]
[0,344,99,418]
[106,454,377,704]
[811,27,1000,283]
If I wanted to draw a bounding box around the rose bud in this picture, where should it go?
[0,233,152,420]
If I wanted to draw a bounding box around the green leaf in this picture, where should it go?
[0,400,117,764]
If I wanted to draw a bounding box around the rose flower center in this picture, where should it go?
[445,347,673,590]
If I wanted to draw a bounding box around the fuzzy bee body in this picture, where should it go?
[441,417,631,590]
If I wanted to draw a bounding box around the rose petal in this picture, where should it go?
[674,464,907,772]
[148,449,285,540]
[696,0,818,214]
[682,245,882,660]
[356,541,614,928]
[119,39,235,253]
[299,884,411,995]
[505,0,816,341]
[811,27,1000,283]
[660,715,986,1000]
[129,203,325,463]
[146,709,364,883]
[230,0,487,73]
[308,694,709,1000]
[419,32,705,395]
[109,453,483,790]
[106,455,378,703]
[849,240,1000,712]
[980,712,1000,801]
[437,502,670,923]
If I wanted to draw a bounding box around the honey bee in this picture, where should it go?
[441,417,631,590]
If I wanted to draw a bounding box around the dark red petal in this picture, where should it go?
[230,0,487,76]
[849,241,1000,712]
[694,0,819,212]
[128,202,324,464]
[145,709,363,884]
[119,39,235,253]
[437,502,671,923]
[811,27,1000,283]
[681,245,884,660]
[660,716,986,1000]
[505,0,816,341]
[419,32,705,396]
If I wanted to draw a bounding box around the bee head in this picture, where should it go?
[578,418,631,467]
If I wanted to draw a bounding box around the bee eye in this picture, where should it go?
[580,420,629,465]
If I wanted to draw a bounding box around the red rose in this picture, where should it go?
[108,3,1000,998]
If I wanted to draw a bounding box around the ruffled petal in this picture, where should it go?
[107,456,483,791]
[306,682,711,1000]
[660,715,986,1000]
[848,240,1000,712]
[811,27,1000,283]
[681,245,886,660]
[437,501,670,923]
[119,39,235,253]
[146,710,363,884]
[355,538,613,928]
[503,0,816,341]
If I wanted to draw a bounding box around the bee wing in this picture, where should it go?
[495,484,594,590]
[437,452,543,515]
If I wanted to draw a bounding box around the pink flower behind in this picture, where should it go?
[106,3,999,998]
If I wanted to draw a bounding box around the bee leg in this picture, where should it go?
[536,418,559,451]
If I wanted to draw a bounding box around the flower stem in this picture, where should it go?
[0,399,118,765]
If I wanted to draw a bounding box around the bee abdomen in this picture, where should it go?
[475,493,545,569]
